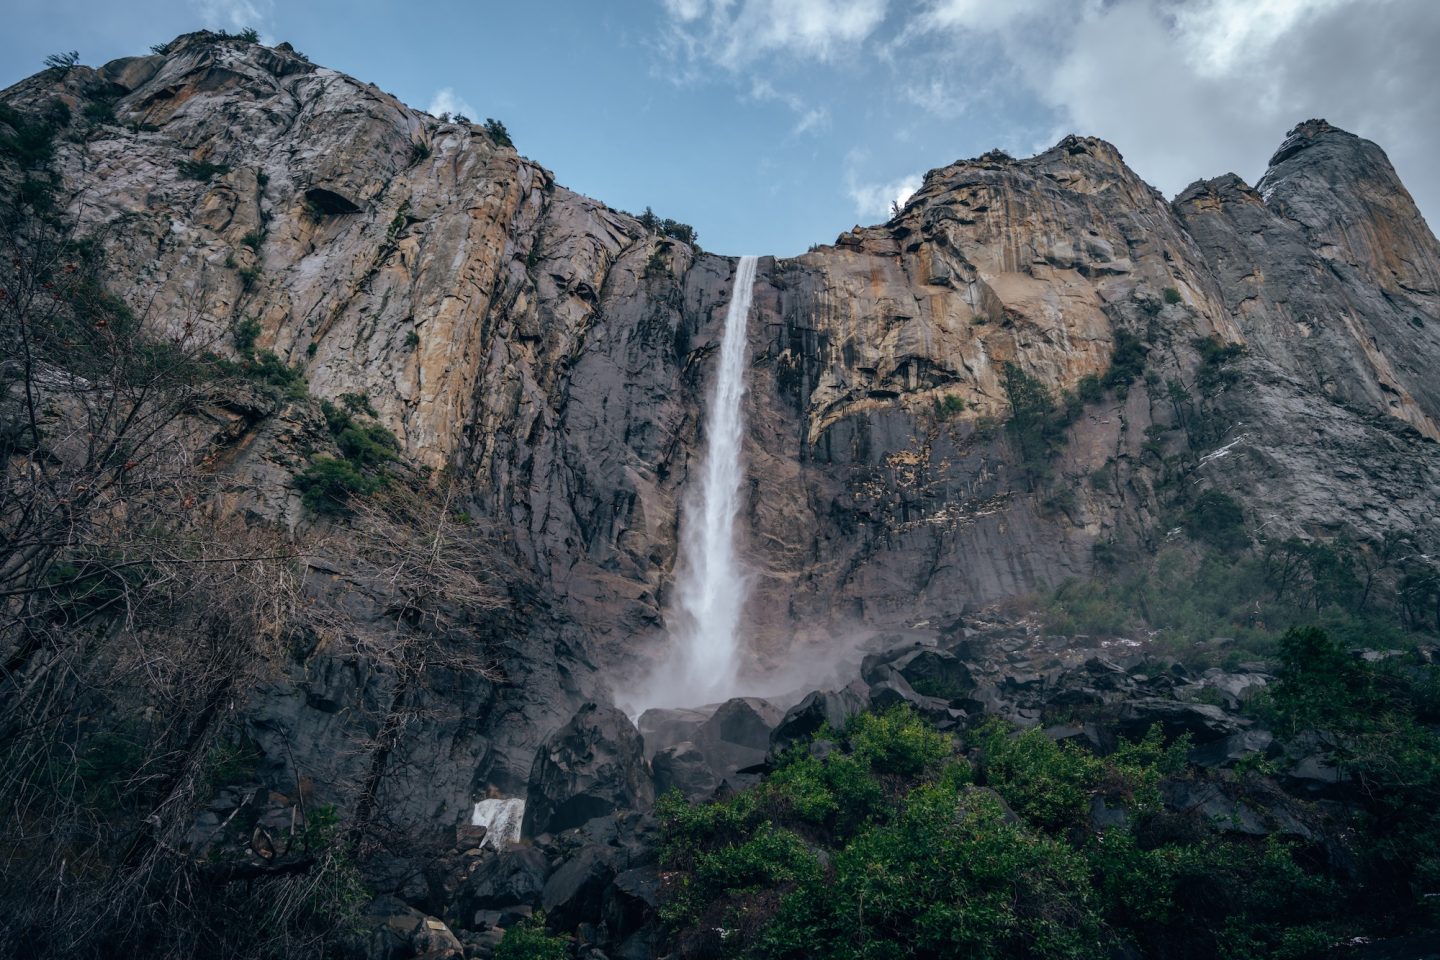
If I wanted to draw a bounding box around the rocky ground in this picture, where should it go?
[338,613,1438,959]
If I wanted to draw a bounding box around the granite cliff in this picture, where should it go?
[3,31,1440,960]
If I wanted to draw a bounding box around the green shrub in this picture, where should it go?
[240,230,264,251]
[848,706,950,777]
[1003,362,1067,490]
[82,101,115,124]
[294,456,382,516]
[933,393,966,419]
[1182,490,1247,552]
[177,158,230,181]
[335,423,398,467]
[484,118,513,148]
[0,102,63,171]
[495,914,568,960]
[44,50,80,70]
[760,786,1103,960]
[295,397,400,516]
[340,391,378,416]
[1103,329,1148,389]
[974,721,1099,831]
[1162,287,1183,305]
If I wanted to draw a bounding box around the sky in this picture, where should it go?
[3,0,1438,257]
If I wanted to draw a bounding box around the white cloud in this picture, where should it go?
[662,0,890,69]
[749,78,831,135]
[193,0,273,35]
[901,0,1440,224]
[428,87,478,120]
[663,0,709,21]
[847,171,922,219]
[915,0,1055,32]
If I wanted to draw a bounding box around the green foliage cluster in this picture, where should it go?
[1045,544,1419,661]
[1193,336,1245,391]
[634,206,701,251]
[1182,489,1248,552]
[1259,628,1440,928]
[212,318,307,399]
[495,913,569,960]
[932,393,965,419]
[43,50,80,70]
[659,705,1367,959]
[0,100,70,212]
[1162,286,1184,304]
[484,118,513,147]
[177,158,231,181]
[1002,362,1068,490]
[294,397,399,516]
[82,100,115,125]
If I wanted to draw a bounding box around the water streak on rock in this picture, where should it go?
[471,797,525,849]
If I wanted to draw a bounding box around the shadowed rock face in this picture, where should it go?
[5,36,1440,829]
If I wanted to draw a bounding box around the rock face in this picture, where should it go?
[5,31,1440,911]
[523,702,654,837]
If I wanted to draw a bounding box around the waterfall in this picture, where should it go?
[670,255,758,702]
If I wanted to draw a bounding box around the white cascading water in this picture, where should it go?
[669,255,759,702]
[470,797,524,849]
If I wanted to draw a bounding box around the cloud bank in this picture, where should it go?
[658,0,1440,229]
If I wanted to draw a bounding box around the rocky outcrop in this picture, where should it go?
[5,36,1440,957]
[522,703,654,837]
[7,37,1438,691]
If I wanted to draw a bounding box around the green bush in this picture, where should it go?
[335,423,399,467]
[1162,286,1183,305]
[44,50,80,70]
[484,118,513,148]
[1103,329,1148,389]
[760,786,1103,960]
[177,158,230,181]
[495,914,569,960]
[974,721,1100,831]
[1183,489,1248,552]
[296,397,399,516]
[82,101,115,125]
[848,706,951,776]
[294,456,382,516]
[658,702,1380,959]
[0,102,63,171]
[933,393,966,419]
[1003,362,1067,490]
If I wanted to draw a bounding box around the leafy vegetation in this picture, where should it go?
[1045,535,1428,664]
[634,205,701,251]
[658,697,1420,959]
[495,913,569,960]
[295,397,399,516]
[211,317,308,399]
[177,157,231,181]
[1182,489,1248,552]
[484,118,513,147]
[43,50,80,70]
[1002,362,1068,490]
[932,393,965,419]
